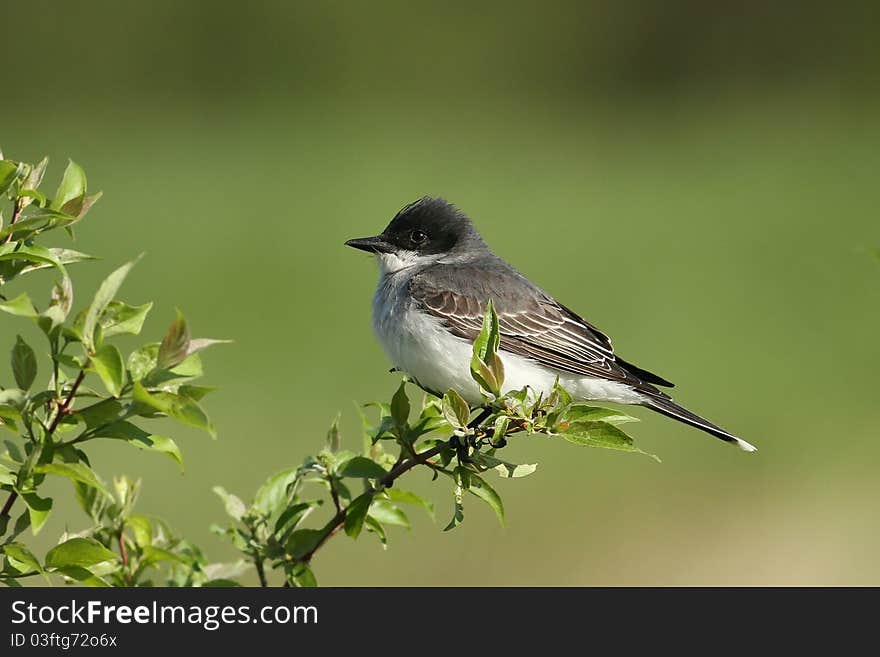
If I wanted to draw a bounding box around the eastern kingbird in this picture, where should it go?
[345,197,756,452]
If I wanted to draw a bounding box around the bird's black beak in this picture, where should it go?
[344,235,394,254]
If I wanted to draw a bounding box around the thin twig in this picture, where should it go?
[255,557,268,587]
[328,476,342,514]
[117,529,132,586]
[2,201,23,245]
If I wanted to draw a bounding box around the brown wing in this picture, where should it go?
[410,263,669,393]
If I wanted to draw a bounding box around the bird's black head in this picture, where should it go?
[345,197,486,258]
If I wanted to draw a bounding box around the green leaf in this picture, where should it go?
[61,192,101,219]
[133,382,215,437]
[0,293,37,318]
[0,160,23,195]
[82,257,141,353]
[113,476,140,513]
[166,353,203,379]
[177,384,216,401]
[464,472,505,526]
[74,482,110,522]
[55,353,83,369]
[491,415,510,446]
[157,310,190,370]
[443,482,465,532]
[39,277,74,333]
[100,301,153,337]
[343,493,373,538]
[274,502,320,542]
[253,468,299,516]
[368,499,410,528]
[472,300,500,362]
[213,486,246,521]
[470,300,505,396]
[127,515,153,547]
[52,566,110,587]
[51,160,87,211]
[90,344,125,397]
[140,545,188,568]
[556,420,643,454]
[0,208,78,241]
[325,414,341,452]
[385,488,435,519]
[4,437,25,462]
[364,401,396,444]
[473,452,538,478]
[18,248,95,275]
[45,537,118,570]
[391,380,410,433]
[442,389,470,429]
[34,462,111,498]
[337,456,387,479]
[185,338,232,357]
[557,403,639,427]
[19,492,52,535]
[286,529,324,559]
[90,421,184,471]
[74,399,124,429]
[0,243,69,281]
[11,335,37,391]
[47,247,95,265]
[22,157,48,195]
[127,343,158,382]
[408,401,451,439]
[286,562,317,588]
[364,516,388,547]
[2,543,42,574]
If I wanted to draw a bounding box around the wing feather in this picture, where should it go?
[410,263,672,394]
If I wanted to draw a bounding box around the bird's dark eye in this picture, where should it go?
[410,229,428,245]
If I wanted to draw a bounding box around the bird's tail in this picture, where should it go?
[640,396,757,452]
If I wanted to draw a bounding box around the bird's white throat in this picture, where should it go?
[375,250,421,275]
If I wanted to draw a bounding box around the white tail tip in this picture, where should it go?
[735,437,758,452]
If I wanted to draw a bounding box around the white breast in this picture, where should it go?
[371,266,644,407]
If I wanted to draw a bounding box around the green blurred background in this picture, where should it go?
[2,1,879,585]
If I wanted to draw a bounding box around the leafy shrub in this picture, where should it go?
[1,153,644,587]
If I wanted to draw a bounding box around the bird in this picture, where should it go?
[345,197,756,452]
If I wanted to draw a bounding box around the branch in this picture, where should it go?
[48,369,87,434]
[295,440,450,565]
[290,406,497,570]
[0,493,17,518]
[0,369,87,521]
